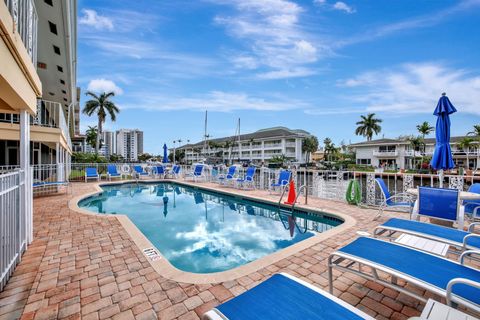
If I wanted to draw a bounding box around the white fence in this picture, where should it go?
[0,170,28,291]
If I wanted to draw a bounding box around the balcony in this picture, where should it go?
[373,150,398,157]
[285,142,296,147]
[405,150,433,157]
[263,144,282,149]
[4,0,38,64]
[0,100,72,149]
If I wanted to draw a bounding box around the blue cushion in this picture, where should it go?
[382,218,480,249]
[339,237,480,304]
[216,274,366,320]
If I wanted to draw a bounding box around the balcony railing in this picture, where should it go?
[372,150,398,157]
[4,0,38,64]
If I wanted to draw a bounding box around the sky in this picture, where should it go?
[77,0,480,154]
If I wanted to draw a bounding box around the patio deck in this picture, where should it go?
[0,181,428,320]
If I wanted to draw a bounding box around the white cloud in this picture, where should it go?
[340,63,480,115]
[87,79,123,95]
[332,1,355,14]
[121,90,308,112]
[313,0,326,5]
[212,0,327,79]
[335,0,480,47]
[79,9,114,31]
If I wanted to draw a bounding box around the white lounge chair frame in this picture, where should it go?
[328,238,480,314]
[202,272,373,320]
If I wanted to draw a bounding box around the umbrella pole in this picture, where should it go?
[439,169,444,188]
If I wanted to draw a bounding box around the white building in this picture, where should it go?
[116,129,143,161]
[350,136,480,170]
[178,127,313,164]
[99,130,116,158]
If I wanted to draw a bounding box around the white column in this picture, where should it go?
[20,110,33,244]
[56,143,61,182]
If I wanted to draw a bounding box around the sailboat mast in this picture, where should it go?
[203,110,208,158]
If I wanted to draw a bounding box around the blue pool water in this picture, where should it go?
[78,182,343,273]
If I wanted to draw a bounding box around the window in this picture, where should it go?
[61,90,67,94]
[356,159,371,165]
[53,45,60,55]
[57,65,63,72]
[378,145,396,152]
[60,79,65,85]
[44,0,53,6]
[48,21,57,35]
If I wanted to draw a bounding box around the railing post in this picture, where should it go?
[19,110,31,244]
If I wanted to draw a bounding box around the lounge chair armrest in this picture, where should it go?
[386,193,414,202]
[459,249,480,265]
[462,234,480,249]
[468,222,480,232]
[473,205,480,219]
[446,278,480,307]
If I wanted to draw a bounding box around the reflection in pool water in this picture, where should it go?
[79,183,343,273]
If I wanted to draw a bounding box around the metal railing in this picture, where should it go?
[0,169,26,291]
[35,100,72,148]
[4,0,38,64]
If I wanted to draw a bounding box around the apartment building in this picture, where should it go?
[178,127,312,164]
[350,136,480,170]
[116,129,144,161]
[0,0,78,168]
[99,130,116,157]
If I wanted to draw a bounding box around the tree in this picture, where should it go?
[416,121,434,139]
[138,153,152,162]
[458,137,475,169]
[109,154,123,162]
[85,126,102,150]
[407,135,425,169]
[83,91,119,153]
[168,150,185,163]
[270,154,287,167]
[302,136,319,163]
[325,143,339,162]
[468,124,480,137]
[355,113,382,141]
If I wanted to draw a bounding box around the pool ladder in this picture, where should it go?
[277,184,307,215]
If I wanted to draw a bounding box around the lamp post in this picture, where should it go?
[173,139,185,165]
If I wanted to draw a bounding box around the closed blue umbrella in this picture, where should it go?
[430,93,457,187]
[163,144,169,163]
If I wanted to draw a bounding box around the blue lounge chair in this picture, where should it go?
[107,165,121,181]
[375,178,414,219]
[133,165,149,179]
[328,237,480,313]
[194,192,204,204]
[203,273,373,320]
[153,165,166,179]
[374,218,480,252]
[218,166,237,186]
[169,165,181,179]
[85,167,100,182]
[464,183,480,220]
[269,170,291,194]
[236,166,256,190]
[411,186,463,229]
[184,164,205,182]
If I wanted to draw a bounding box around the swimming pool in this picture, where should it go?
[78,182,343,273]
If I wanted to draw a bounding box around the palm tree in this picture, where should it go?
[407,136,425,169]
[458,137,475,169]
[302,136,319,163]
[85,126,100,150]
[416,121,434,139]
[468,125,480,165]
[468,124,480,137]
[83,91,119,153]
[355,113,382,141]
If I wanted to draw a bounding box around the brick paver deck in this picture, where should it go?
[0,181,429,319]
